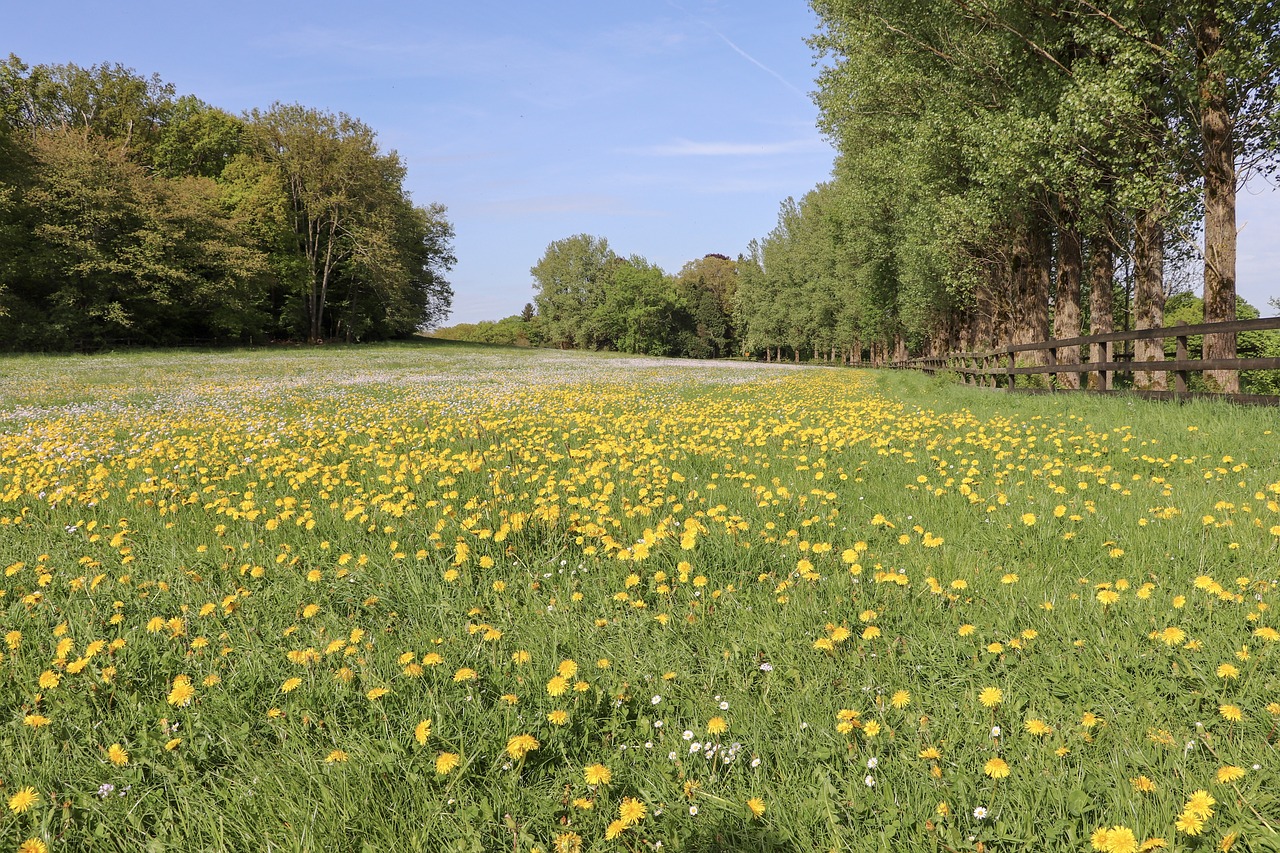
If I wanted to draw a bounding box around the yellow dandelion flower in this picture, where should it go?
[414,719,431,746]
[1175,811,1205,836]
[107,743,129,766]
[618,797,646,826]
[978,687,1003,708]
[1024,719,1053,736]
[23,714,51,728]
[167,674,196,707]
[746,797,766,819]
[584,763,612,786]
[366,687,389,701]
[1185,789,1216,819]
[280,677,302,693]
[1130,775,1156,793]
[547,709,568,725]
[552,832,583,853]
[546,675,568,696]
[1215,765,1245,784]
[983,757,1010,778]
[707,716,728,735]
[8,787,39,814]
[324,749,348,763]
[435,752,460,774]
[862,720,881,737]
[604,819,628,840]
[452,667,477,682]
[1105,826,1138,853]
[1219,704,1243,722]
[17,840,48,853]
[505,733,539,760]
[890,690,910,709]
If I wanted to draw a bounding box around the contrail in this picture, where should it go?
[666,0,811,103]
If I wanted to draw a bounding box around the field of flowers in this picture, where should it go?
[1,343,1278,853]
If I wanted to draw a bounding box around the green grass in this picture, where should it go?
[0,345,1277,853]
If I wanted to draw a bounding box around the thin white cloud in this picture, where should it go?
[710,31,810,102]
[632,138,830,157]
[665,1,811,102]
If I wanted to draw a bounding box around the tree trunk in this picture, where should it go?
[1086,225,1115,390]
[1133,206,1166,390]
[974,262,997,351]
[1198,10,1238,393]
[1053,198,1083,389]
[1011,209,1051,368]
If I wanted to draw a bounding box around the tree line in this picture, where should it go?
[0,55,454,351]
[750,0,1279,392]
[436,236,740,360]
[446,0,1279,394]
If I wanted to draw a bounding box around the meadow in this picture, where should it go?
[1,342,1277,853]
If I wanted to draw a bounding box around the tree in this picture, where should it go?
[249,103,436,343]
[151,95,244,179]
[530,234,616,348]
[675,254,738,358]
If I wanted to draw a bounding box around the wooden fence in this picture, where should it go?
[892,316,1280,405]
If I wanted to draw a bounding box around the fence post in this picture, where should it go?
[1046,345,1058,392]
[1175,321,1189,395]
[1005,348,1015,392]
[1102,339,1113,391]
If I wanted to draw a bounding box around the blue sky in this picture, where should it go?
[9,1,1279,323]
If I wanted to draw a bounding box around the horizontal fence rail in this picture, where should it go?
[891,316,1280,406]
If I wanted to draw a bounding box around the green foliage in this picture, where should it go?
[772,0,1280,369]
[0,56,454,351]
[432,315,533,346]
[530,238,737,358]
